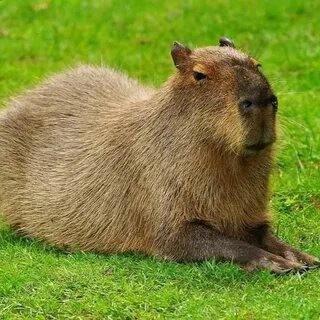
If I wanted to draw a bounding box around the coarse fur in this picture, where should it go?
[0,40,319,273]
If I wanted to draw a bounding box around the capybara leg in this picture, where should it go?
[261,233,320,268]
[247,223,319,269]
[159,221,306,274]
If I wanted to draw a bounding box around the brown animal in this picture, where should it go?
[0,38,319,274]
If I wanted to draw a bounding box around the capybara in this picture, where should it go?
[0,37,319,273]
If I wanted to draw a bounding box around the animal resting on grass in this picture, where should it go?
[0,37,319,274]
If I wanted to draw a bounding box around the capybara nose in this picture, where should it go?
[239,95,278,113]
[239,100,253,112]
[270,96,278,112]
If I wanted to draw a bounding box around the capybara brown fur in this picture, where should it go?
[0,38,319,273]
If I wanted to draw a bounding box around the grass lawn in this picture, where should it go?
[1,0,320,319]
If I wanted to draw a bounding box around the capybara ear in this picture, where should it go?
[171,41,192,70]
[219,37,235,48]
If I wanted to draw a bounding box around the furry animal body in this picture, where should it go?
[0,38,319,273]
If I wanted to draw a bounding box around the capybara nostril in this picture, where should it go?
[239,99,253,112]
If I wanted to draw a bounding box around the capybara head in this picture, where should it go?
[170,37,278,156]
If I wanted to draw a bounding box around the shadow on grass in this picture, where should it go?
[0,222,71,256]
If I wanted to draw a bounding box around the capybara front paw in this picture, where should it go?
[284,249,320,268]
[244,252,308,274]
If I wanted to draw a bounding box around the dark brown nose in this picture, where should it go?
[239,95,278,113]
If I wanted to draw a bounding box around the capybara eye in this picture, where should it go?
[193,71,207,81]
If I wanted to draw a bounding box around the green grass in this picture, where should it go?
[1,0,320,319]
